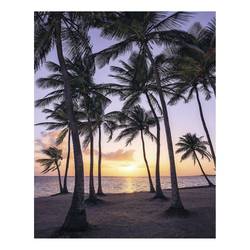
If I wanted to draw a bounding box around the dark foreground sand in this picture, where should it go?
[34,187,215,238]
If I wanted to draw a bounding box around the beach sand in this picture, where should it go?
[34,186,215,238]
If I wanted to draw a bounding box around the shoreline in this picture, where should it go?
[35,186,215,238]
[35,184,215,199]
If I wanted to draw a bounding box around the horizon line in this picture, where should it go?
[35,174,216,177]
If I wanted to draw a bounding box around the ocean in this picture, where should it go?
[35,176,216,198]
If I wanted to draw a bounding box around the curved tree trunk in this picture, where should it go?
[195,87,216,167]
[140,130,155,193]
[97,124,104,195]
[55,18,88,231]
[88,122,97,202]
[194,153,214,186]
[145,92,165,198]
[55,161,63,193]
[145,44,184,210]
[62,129,70,193]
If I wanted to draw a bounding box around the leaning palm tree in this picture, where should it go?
[114,105,156,193]
[35,103,71,193]
[107,51,167,198]
[167,19,216,167]
[36,147,63,193]
[175,133,214,186]
[93,12,195,212]
[34,12,90,230]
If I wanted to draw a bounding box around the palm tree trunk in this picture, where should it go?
[62,129,70,193]
[55,161,63,193]
[195,87,216,167]
[97,124,104,195]
[88,123,97,201]
[194,153,214,186]
[145,92,165,198]
[55,18,88,231]
[140,130,155,193]
[145,44,183,210]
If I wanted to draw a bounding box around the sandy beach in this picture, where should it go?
[34,186,215,238]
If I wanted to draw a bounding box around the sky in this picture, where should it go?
[34,12,215,177]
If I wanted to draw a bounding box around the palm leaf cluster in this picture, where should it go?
[37,147,62,174]
[176,133,211,164]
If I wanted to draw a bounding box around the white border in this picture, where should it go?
[1,0,250,249]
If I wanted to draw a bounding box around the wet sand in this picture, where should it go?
[34,186,215,238]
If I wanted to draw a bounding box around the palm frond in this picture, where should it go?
[94,37,135,68]
[56,128,69,145]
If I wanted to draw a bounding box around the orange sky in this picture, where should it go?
[35,127,215,177]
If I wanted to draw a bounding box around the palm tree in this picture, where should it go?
[35,103,71,193]
[79,94,113,202]
[36,147,63,193]
[93,12,194,211]
[107,51,167,198]
[167,19,216,167]
[35,12,89,231]
[113,105,156,193]
[94,101,116,196]
[175,133,214,186]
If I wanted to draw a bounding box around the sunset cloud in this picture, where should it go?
[102,149,135,161]
[35,130,137,175]
[83,148,135,162]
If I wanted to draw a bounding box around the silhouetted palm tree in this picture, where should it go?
[34,12,89,231]
[108,51,168,198]
[36,147,63,193]
[94,101,116,196]
[168,19,216,167]
[79,94,113,201]
[113,105,156,193]
[175,133,214,186]
[36,103,71,193]
[93,12,194,211]
[77,96,98,203]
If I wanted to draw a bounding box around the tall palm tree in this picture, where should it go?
[114,105,156,193]
[175,133,214,186]
[79,94,113,202]
[76,96,98,203]
[35,55,102,197]
[167,19,216,167]
[93,12,194,211]
[36,147,63,193]
[35,12,89,231]
[35,103,71,193]
[107,51,167,198]
[94,102,116,196]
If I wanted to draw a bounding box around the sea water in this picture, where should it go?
[35,176,215,198]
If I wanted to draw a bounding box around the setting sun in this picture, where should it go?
[125,165,136,172]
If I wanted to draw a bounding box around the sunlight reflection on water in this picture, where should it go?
[35,176,215,198]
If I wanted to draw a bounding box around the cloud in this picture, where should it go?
[35,131,135,175]
[102,149,135,161]
[83,148,135,162]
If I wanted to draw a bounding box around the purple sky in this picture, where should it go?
[35,12,215,176]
